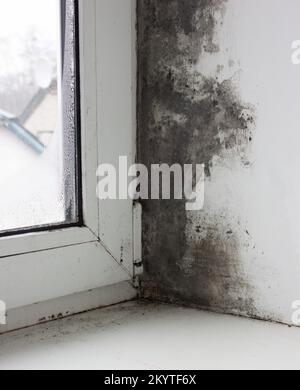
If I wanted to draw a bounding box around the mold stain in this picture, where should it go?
[138,0,257,316]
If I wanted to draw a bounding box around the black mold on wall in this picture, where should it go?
[138,0,257,316]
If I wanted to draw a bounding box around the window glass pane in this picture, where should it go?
[0,0,79,233]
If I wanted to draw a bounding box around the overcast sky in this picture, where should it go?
[0,0,60,112]
[0,0,58,39]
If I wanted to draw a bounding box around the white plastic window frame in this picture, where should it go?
[0,0,137,312]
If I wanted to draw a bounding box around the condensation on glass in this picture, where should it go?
[0,0,80,233]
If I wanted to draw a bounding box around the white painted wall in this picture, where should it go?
[195,0,300,323]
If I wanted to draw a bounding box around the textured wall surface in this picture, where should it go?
[138,0,300,324]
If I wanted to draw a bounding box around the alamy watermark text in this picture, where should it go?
[96,157,205,211]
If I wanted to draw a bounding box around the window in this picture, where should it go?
[0,0,80,234]
[0,0,137,333]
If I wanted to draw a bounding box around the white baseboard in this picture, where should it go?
[0,281,137,334]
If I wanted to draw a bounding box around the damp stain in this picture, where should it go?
[138,0,257,315]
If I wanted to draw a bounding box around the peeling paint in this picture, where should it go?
[138,0,257,316]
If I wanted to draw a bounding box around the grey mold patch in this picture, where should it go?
[138,1,257,317]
